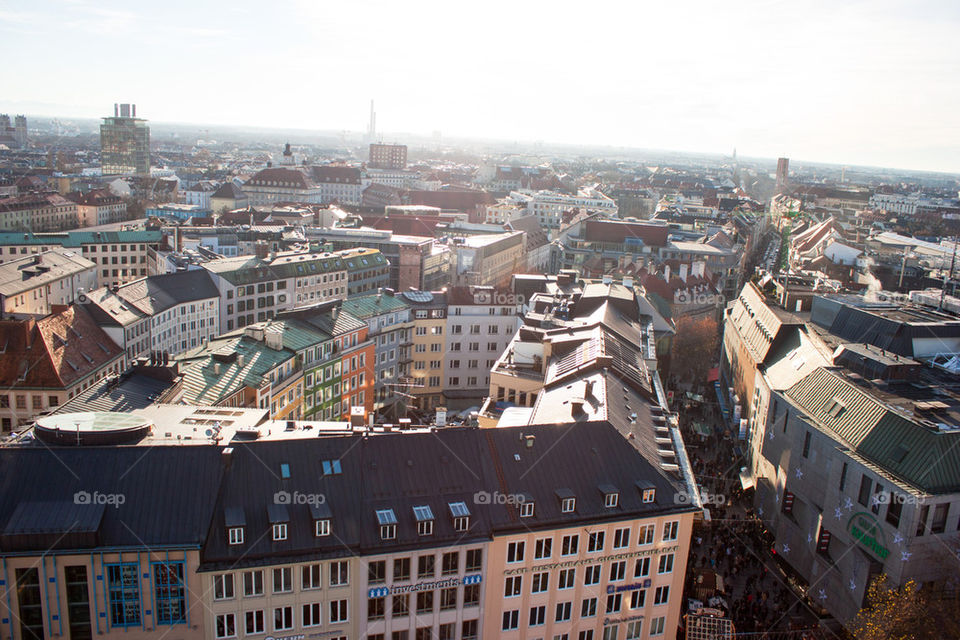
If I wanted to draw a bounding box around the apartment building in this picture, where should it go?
[341,247,390,297]
[368,143,408,169]
[66,189,128,226]
[443,286,521,408]
[0,229,166,289]
[0,193,79,232]
[0,305,125,430]
[403,289,448,412]
[84,269,221,360]
[311,165,364,205]
[340,291,414,417]
[202,248,348,333]
[0,250,96,318]
[242,168,323,206]
[508,187,618,230]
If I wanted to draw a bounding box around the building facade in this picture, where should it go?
[0,250,97,318]
[100,103,151,176]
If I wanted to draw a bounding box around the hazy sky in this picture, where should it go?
[1,0,959,172]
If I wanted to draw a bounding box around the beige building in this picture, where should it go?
[0,249,96,318]
[0,193,79,232]
[402,290,448,412]
[450,231,525,288]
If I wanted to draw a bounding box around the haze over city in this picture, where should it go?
[2,0,960,172]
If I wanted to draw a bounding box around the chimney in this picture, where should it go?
[114,103,119,117]
[132,104,136,118]
[350,406,365,428]
[221,447,234,469]
[214,363,221,375]
[238,354,245,367]
[692,261,706,279]
[622,276,633,289]
[570,397,585,416]
[679,263,689,282]
[524,435,535,448]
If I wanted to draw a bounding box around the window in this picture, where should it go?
[368,597,385,621]
[606,593,622,614]
[609,561,626,582]
[630,589,646,609]
[213,573,234,601]
[377,509,397,539]
[588,531,605,552]
[272,567,292,593]
[242,570,263,597]
[466,548,482,572]
[585,564,601,585]
[416,590,434,614]
[530,605,546,626]
[316,519,331,536]
[462,619,478,640]
[418,555,435,578]
[802,431,811,458]
[662,521,678,541]
[839,462,848,491]
[329,599,348,624]
[886,493,904,528]
[442,551,459,575]
[520,501,535,517]
[228,526,244,545]
[558,568,576,589]
[603,626,619,640]
[858,475,873,507]
[634,557,650,578]
[441,586,457,610]
[658,553,675,574]
[303,602,322,627]
[654,585,669,605]
[556,601,572,622]
[604,492,619,508]
[394,557,411,582]
[273,606,293,631]
[582,597,598,618]
[464,583,480,606]
[613,527,630,549]
[245,610,264,635]
[272,522,287,541]
[330,560,349,586]
[932,503,950,534]
[502,610,519,631]
[561,534,579,555]
[302,564,321,590]
[153,562,186,625]
[580,632,595,640]
[216,613,236,639]
[504,576,522,597]
[393,594,410,617]
[532,571,549,593]
[507,541,525,563]
[638,524,655,545]
[322,459,342,475]
[650,616,666,636]
[625,621,643,639]
[535,537,552,559]
[369,560,386,585]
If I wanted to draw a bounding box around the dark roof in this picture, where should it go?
[0,446,224,551]
[583,219,670,247]
[52,371,174,414]
[115,269,220,315]
[211,182,246,199]
[245,168,314,190]
[311,165,362,184]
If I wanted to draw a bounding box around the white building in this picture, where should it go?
[0,250,97,318]
[507,187,618,229]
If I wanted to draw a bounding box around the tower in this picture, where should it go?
[776,157,789,194]
[13,115,26,148]
[100,103,150,176]
[368,100,376,143]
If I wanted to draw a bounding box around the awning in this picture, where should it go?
[739,469,756,490]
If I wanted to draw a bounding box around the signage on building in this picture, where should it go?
[367,574,482,598]
[603,614,645,625]
[606,579,652,594]
[847,512,890,560]
[266,635,305,640]
[504,545,681,575]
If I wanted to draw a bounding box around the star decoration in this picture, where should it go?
[758,506,764,517]
[834,507,843,519]
[901,550,912,562]
[768,430,775,441]
[849,579,857,591]
[782,543,790,554]
[818,589,827,601]
[807,533,813,544]
[844,496,854,511]
[871,494,883,507]
[893,531,904,546]
[795,467,804,479]
[775,493,780,503]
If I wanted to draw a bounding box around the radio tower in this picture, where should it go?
[368,100,377,143]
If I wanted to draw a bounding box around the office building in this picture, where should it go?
[100,103,150,176]
[242,168,322,206]
[66,189,127,227]
[0,193,79,232]
[0,250,96,318]
[369,143,408,170]
[776,157,789,194]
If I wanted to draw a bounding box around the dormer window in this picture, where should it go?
[272,523,287,541]
[268,504,290,541]
[643,489,656,503]
[310,501,332,537]
[377,509,397,540]
[322,459,342,476]
[555,488,576,513]
[449,501,471,531]
[225,507,246,545]
[519,501,535,518]
[636,481,656,504]
[600,484,619,508]
[413,506,434,536]
[315,519,330,536]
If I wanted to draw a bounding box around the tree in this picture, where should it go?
[669,313,720,385]
[848,576,960,640]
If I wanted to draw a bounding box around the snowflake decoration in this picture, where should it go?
[834,507,843,519]
[758,506,764,517]
[807,532,813,544]
[795,467,804,479]
[818,588,827,601]
[849,579,857,591]
[768,430,775,441]
[893,531,904,546]
[871,493,883,507]
[782,543,791,554]
[901,550,912,562]
[844,496,854,511]
[775,492,780,504]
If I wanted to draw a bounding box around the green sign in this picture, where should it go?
[847,512,890,560]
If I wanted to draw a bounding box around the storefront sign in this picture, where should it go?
[368,574,482,598]
[847,512,890,560]
[504,545,680,575]
[606,579,652,594]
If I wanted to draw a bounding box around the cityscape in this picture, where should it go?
[2,2,960,640]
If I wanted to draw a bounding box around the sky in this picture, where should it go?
[1,0,959,172]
